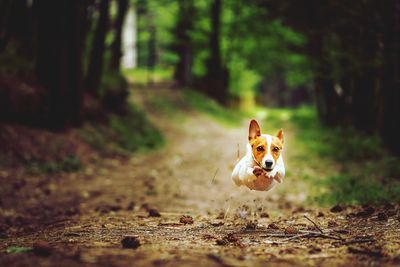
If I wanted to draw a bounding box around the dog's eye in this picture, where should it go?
[256,146,264,152]
[273,147,280,152]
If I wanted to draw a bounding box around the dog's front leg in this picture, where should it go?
[237,165,257,183]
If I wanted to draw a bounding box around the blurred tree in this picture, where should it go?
[110,0,129,70]
[203,0,229,103]
[135,0,147,67]
[86,0,110,95]
[266,0,400,154]
[0,0,33,53]
[147,24,157,72]
[381,0,400,154]
[35,0,87,127]
[173,0,195,87]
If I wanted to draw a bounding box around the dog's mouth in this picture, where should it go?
[263,167,273,172]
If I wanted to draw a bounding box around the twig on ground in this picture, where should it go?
[281,232,344,242]
[333,229,349,234]
[281,233,311,241]
[342,238,375,245]
[304,215,324,234]
[211,168,219,184]
[316,233,343,241]
[224,200,231,220]
[260,233,296,238]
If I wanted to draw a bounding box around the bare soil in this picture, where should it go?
[1,88,399,267]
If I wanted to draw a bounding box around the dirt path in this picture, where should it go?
[1,88,399,267]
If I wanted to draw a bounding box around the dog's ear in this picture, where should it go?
[276,129,284,144]
[248,120,261,141]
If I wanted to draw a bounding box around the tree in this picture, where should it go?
[381,0,400,154]
[86,0,110,95]
[202,0,229,103]
[35,0,87,127]
[173,0,195,87]
[110,0,129,71]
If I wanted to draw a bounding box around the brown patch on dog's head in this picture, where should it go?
[270,134,283,162]
[248,120,267,164]
[250,136,267,164]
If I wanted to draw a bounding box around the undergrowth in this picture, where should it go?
[262,106,400,205]
[25,155,83,175]
[183,89,243,127]
[80,104,164,156]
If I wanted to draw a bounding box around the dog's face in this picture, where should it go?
[248,120,284,171]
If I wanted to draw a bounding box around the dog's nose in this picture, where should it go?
[265,160,273,168]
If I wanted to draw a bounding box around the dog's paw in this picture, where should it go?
[267,168,278,178]
[253,166,264,177]
[274,175,282,183]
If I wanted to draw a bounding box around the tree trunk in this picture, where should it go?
[307,32,339,125]
[173,0,195,87]
[135,0,147,68]
[351,70,376,133]
[86,0,109,95]
[204,0,228,103]
[381,0,400,154]
[305,1,340,126]
[35,0,86,127]
[110,0,129,71]
[147,25,157,70]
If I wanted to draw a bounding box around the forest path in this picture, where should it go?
[1,87,399,267]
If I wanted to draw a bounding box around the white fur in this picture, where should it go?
[231,134,285,191]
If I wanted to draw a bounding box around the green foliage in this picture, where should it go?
[136,0,178,68]
[123,68,173,85]
[222,2,312,96]
[26,155,83,175]
[183,89,243,126]
[289,108,385,162]
[109,108,163,152]
[228,56,261,97]
[132,0,313,99]
[314,174,400,205]
[6,246,32,254]
[262,106,400,205]
[80,104,164,155]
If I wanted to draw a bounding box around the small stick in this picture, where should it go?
[298,230,325,235]
[237,143,240,160]
[304,215,324,234]
[317,233,343,241]
[260,233,297,238]
[281,233,311,241]
[211,168,219,184]
[282,232,343,242]
[224,202,231,220]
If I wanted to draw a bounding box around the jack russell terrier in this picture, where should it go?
[232,119,285,191]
